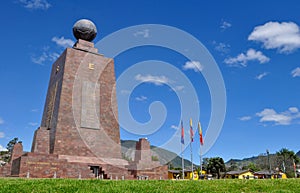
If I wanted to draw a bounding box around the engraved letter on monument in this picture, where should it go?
[81,81,100,129]
[45,82,57,128]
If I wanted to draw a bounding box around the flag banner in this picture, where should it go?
[198,121,204,145]
[190,118,194,142]
[181,120,184,144]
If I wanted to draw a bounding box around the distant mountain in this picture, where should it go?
[120,140,194,169]
[226,151,300,171]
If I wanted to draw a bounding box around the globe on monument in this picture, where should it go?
[73,19,97,42]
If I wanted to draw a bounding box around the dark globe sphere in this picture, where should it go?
[73,19,97,42]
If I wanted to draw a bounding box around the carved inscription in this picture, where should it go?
[88,63,95,70]
[45,82,57,128]
[81,81,100,129]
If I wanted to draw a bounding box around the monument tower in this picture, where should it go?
[0,19,168,179]
[32,19,121,159]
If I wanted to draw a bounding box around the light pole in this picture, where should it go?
[266,149,271,175]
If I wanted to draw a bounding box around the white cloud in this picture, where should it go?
[291,67,300,77]
[31,52,47,64]
[239,116,252,121]
[19,0,51,10]
[134,29,150,38]
[224,48,270,67]
[31,109,39,112]
[289,107,299,113]
[135,96,147,101]
[256,109,291,125]
[220,21,232,30]
[120,90,131,95]
[31,52,59,65]
[183,61,204,72]
[213,42,230,54]
[173,85,184,91]
[0,132,4,138]
[135,74,171,86]
[248,21,300,53]
[28,122,39,127]
[171,125,179,130]
[0,145,7,151]
[52,36,74,48]
[255,72,269,80]
[48,52,59,61]
[256,107,300,125]
[0,117,4,125]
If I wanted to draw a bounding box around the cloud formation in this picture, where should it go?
[171,125,179,130]
[213,42,230,54]
[135,74,171,86]
[31,52,59,65]
[183,61,203,72]
[0,145,7,151]
[248,21,300,53]
[28,122,39,126]
[19,0,51,10]
[239,116,252,121]
[173,85,184,91]
[0,117,3,125]
[134,29,150,38]
[220,21,232,30]
[256,107,300,125]
[0,132,4,138]
[135,96,147,101]
[120,90,131,95]
[255,72,269,80]
[52,37,74,48]
[224,48,270,67]
[291,67,300,77]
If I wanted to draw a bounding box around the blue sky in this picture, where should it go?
[0,0,300,163]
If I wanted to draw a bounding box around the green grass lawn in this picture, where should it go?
[0,178,300,193]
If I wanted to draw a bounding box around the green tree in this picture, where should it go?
[207,157,226,179]
[243,162,260,172]
[276,148,299,175]
[5,137,21,162]
[202,158,209,171]
[6,137,20,153]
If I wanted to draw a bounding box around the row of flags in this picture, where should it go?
[181,119,204,145]
[181,118,204,179]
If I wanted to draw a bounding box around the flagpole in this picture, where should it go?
[198,121,204,179]
[190,118,194,180]
[190,140,193,180]
[181,121,185,180]
[293,159,297,178]
[181,142,184,180]
[200,143,202,177]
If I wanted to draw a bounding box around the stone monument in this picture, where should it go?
[0,19,168,179]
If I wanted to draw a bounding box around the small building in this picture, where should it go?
[225,170,254,179]
[168,170,180,180]
[184,170,199,180]
[168,170,199,180]
[253,170,287,179]
[254,170,274,179]
[276,172,287,179]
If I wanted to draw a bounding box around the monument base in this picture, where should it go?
[0,139,168,180]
